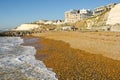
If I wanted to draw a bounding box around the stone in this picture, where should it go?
[107,3,120,25]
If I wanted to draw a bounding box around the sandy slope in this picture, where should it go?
[33,31,120,60]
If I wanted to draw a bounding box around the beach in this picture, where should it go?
[33,31,120,60]
[0,37,57,80]
[23,31,120,80]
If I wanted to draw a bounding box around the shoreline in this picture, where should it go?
[32,31,120,60]
[23,35,120,80]
[0,37,57,80]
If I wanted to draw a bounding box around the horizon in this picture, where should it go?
[0,0,120,29]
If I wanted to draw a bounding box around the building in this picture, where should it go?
[44,20,54,24]
[65,9,93,23]
[36,20,65,25]
[61,26,72,31]
[93,3,116,16]
[53,20,65,25]
[79,9,93,19]
[65,9,80,23]
[36,20,48,24]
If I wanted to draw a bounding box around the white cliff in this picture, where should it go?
[0,37,58,80]
[15,24,40,31]
[107,3,120,25]
[106,3,120,31]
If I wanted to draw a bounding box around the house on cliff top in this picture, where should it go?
[93,3,116,16]
[65,9,93,23]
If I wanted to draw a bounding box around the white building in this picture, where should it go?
[37,20,48,24]
[61,26,71,31]
[37,20,65,25]
[53,20,65,25]
[44,20,54,24]
[65,9,93,23]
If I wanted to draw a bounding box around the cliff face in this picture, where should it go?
[106,3,120,31]
[75,3,120,31]
[86,11,110,30]
[15,24,40,31]
[74,10,110,30]
[107,3,120,25]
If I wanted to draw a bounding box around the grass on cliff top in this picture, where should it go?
[33,37,120,80]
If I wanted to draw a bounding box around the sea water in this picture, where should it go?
[0,37,58,80]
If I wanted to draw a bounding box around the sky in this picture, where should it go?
[0,0,120,29]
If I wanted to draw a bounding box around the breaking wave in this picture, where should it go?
[0,37,57,80]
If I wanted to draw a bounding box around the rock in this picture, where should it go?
[0,37,58,80]
[106,3,120,31]
[15,24,40,31]
[107,3,120,25]
[110,24,120,32]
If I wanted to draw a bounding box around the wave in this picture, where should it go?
[0,37,58,80]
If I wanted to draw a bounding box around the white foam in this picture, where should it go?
[0,37,58,80]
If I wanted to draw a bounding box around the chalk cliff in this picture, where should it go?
[107,3,120,25]
[106,3,120,31]
[14,3,120,32]
[74,10,110,30]
[15,24,40,31]
[74,3,120,31]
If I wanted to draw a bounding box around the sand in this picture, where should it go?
[33,31,120,60]
[22,35,120,80]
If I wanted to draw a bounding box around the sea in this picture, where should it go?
[0,27,13,33]
[0,37,58,80]
[0,37,24,53]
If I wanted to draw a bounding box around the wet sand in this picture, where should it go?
[33,31,120,60]
[23,35,120,80]
[22,37,46,60]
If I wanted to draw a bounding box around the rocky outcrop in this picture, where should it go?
[0,37,58,80]
[110,24,120,32]
[15,24,41,31]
